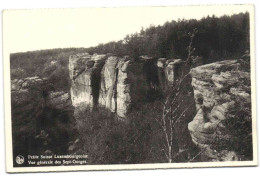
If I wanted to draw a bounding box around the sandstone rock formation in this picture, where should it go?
[11,77,48,121]
[70,54,149,118]
[69,53,107,111]
[46,91,73,111]
[157,58,168,90]
[116,56,148,117]
[98,55,119,113]
[165,59,185,85]
[69,53,252,161]
[11,76,49,91]
[69,53,189,118]
[11,77,73,112]
[188,59,252,161]
[157,58,185,89]
[11,76,77,162]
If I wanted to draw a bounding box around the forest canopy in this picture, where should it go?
[85,12,249,63]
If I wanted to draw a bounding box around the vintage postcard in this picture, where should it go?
[2,4,257,173]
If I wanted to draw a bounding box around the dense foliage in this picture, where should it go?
[86,12,249,63]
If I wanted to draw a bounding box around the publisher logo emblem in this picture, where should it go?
[15,155,24,165]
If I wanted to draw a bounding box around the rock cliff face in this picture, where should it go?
[70,54,150,118]
[69,53,189,118]
[98,56,148,117]
[157,58,185,89]
[98,55,119,113]
[116,56,148,117]
[69,53,107,110]
[188,59,252,161]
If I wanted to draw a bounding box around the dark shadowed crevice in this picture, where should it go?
[91,69,102,109]
[114,68,119,113]
[143,60,160,90]
[157,67,166,91]
[142,60,162,101]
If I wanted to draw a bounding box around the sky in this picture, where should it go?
[3,5,251,53]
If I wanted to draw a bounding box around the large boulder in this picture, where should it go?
[188,59,252,161]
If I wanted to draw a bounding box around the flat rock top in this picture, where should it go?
[190,60,239,74]
[190,60,240,81]
[75,53,91,58]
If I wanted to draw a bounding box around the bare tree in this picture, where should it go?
[154,29,199,163]
[154,72,194,162]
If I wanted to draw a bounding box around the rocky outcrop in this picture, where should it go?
[188,59,252,161]
[11,77,73,112]
[157,58,185,89]
[69,53,107,111]
[11,77,49,121]
[46,91,73,111]
[116,56,148,117]
[11,76,77,164]
[70,54,149,118]
[98,56,119,113]
[11,76,49,91]
[69,53,190,118]
[165,59,185,85]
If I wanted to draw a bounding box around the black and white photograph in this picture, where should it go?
[2,4,257,173]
